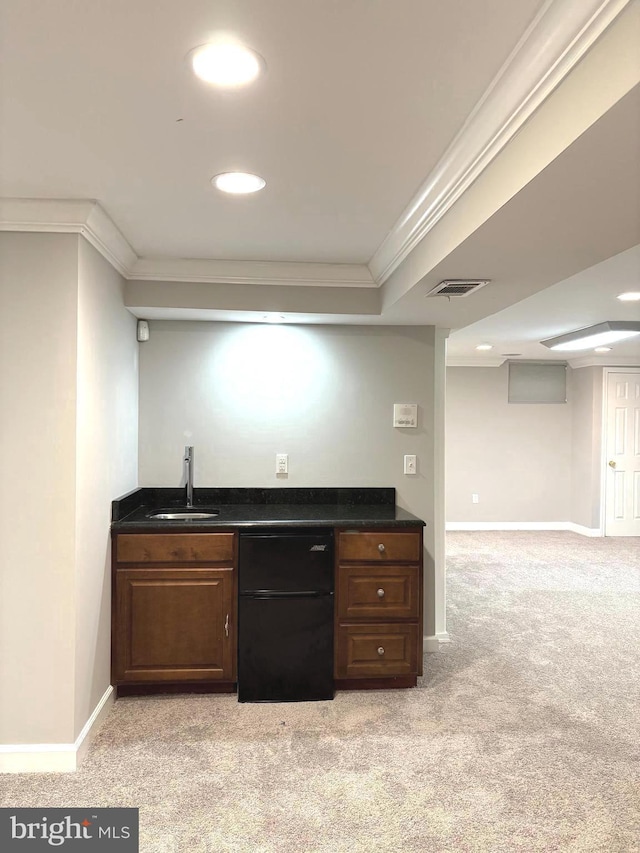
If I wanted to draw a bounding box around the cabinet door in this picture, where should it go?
[114,567,234,683]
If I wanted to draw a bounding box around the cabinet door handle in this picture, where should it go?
[378,543,385,553]
[224,613,229,638]
[377,588,385,598]
[377,646,385,656]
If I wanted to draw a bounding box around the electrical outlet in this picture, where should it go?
[404,455,417,475]
[472,493,479,504]
[276,453,288,474]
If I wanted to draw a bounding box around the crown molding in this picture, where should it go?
[446,356,507,368]
[128,257,376,287]
[0,198,137,277]
[568,355,640,368]
[81,202,138,276]
[0,198,376,288]
[368,0,633,284]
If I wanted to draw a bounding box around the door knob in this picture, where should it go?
[608,460,617,469]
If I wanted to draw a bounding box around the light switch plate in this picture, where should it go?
[393,403,417,428]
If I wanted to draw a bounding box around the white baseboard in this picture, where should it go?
[0,685,114,774]
[446,521,603,536]
[0,745,78,774]
[424,632,450,653]
[75,685,115,767]
[565,522,603,537]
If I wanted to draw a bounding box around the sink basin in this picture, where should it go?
[146,508,220,520]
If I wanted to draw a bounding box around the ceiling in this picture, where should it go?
[0,0,543,262]
[446,244,640,364]
[1,0,639,362]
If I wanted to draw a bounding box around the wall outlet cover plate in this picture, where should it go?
[404,454,417,475]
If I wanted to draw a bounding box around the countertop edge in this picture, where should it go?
[111,515,426,532]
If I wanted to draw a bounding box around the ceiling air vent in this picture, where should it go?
[426,279,490,298]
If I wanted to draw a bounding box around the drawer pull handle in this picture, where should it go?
[224,613,229,638]
[377,588,385,598]
[378,543,385,553]
[377,646,385,656]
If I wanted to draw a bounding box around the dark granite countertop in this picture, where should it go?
[111,487,425,530]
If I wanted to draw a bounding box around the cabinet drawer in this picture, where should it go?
[116,533,235,564]
[338,565,419,620]
[336,623,419,679]
[338,531,421,562]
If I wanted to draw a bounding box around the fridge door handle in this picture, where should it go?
[224,613,229,638]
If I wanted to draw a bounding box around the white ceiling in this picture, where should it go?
[447,244,640,363]
[0,0,543,262]
[1,0,639,361]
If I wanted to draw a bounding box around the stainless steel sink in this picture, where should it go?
[146,508,220,520]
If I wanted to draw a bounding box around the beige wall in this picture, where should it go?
[75,240,138,739]
[446,364,573,523]
[0,233,78,744]
[0,233,139,749]
[139,320,441,629]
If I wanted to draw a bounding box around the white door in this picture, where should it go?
[605,371,640,536]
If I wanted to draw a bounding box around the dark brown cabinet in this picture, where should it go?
[112,531,237,692]
[335,529,423,686]
[112,525,423,695]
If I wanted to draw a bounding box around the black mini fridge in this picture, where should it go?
[238,528,335,703]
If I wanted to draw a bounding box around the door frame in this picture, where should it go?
[600,366,640,536]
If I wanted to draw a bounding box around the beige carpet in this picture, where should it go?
[1,532,639,852]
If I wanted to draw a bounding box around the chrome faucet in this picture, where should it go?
[184,445,194,507]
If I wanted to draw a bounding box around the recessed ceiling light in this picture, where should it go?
[475,344,493,351]
[212,172,266,194]
[617,291,640,302]
[594,346,612,353]
[190,42,265,87]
